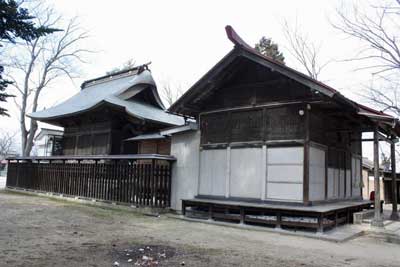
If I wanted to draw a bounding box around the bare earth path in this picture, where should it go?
[0,191,399,267]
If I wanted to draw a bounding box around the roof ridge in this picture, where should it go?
[81,63,151,89]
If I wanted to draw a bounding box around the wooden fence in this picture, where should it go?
[6,155,174,208]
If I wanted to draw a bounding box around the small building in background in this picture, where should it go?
[362,157,375,200]
[34,128,64,156]
[383,172,400,204]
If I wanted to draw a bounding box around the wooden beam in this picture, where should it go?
[199,100,317,116]
[390,140,399,220]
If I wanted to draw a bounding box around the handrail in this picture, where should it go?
[6,154,176,161]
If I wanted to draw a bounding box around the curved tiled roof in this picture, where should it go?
[29,69,184,126]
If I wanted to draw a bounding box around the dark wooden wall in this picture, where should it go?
[192,58,324,115]
[62,119,115,155]
[138,139,171,155]
[59,106,167,156]
[200,105,305,145]
[309,107,362,169]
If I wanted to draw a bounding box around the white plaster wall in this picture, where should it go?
[266,147,303,202]
[229,147,263,199]
[199,149,227,196]
[309,146,325,201]
[170,130,200,211]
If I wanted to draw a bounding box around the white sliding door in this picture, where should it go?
[266,147,303,202]
[309,146,326,201]
[199,149,226,196]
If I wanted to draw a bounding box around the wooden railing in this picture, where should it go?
[6,155,175,208]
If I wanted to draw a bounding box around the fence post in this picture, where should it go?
[151,159,155,207]
[15,160,20,188]
[168,160,172,207]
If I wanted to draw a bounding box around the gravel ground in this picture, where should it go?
[0,191,400,267]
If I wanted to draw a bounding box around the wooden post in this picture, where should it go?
[335,211,339,227]
[208,204,213,220]
[372,126,384,227]
[151,159,155,207]
[240,207,245,224]
[225,146,231,198]
[317,214,324,233]
[276,212,282,229]
[303,105,310,205]
[390,140,399,220]
[325,148,329,200]
[261,144,267,200]
[182,201,186,216]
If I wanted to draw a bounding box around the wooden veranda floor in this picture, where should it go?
[182,198,376,233]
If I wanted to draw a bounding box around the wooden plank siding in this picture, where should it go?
[200,104,306,145]
[138,139,171,155]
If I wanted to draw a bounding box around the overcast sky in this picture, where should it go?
[0,0,384,158]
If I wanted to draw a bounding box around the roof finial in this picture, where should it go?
[225,25,253,50]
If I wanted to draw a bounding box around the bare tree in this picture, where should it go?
[0,132,16,159]
[5,5,90,156]
[160,81,184,107]
[333,0,400,75]
[282,20,331,80]
[362,76,400,116]
[333,0,400,117]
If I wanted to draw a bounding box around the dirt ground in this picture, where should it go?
[1,191,400,267]
[0,176,6,189]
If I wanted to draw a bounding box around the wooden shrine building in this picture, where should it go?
[6,65,185,209]
[29,65,184,156]
[166,26,400,230]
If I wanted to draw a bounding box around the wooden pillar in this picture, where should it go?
[335,211,339,227]
[182,201,186,216]
[372,126,384,227]
[390,140,399,220]
[261,145,267,200]
[317,213,324,233]
[239,207,245,224]
[225,146,231,198]
[208,204,213,220]
[303,105,310,205]
[276,212,282,229]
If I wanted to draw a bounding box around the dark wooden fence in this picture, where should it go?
[6,155,174,208]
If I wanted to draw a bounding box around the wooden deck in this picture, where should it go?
[182,198,377,233]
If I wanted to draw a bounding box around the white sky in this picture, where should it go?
[0,0,388,158]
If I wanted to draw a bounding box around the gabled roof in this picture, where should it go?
[124,122,198,142]
[169,25,400,136]
[29,66,185,126]
[125,132,166,141]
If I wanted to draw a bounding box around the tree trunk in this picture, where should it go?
[24,119,38,156]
